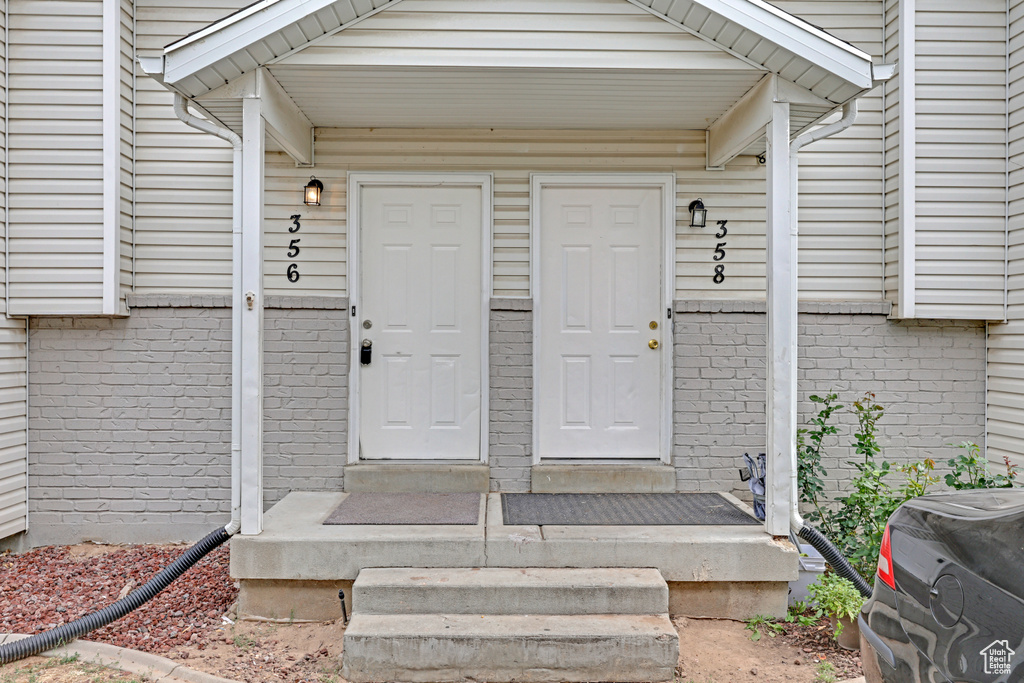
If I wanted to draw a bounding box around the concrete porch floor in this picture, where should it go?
[230,492,799,621]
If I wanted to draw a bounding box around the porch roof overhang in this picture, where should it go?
[139,0,884,166]
[156,0,874,101]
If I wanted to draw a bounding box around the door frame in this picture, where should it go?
[347,172,493,464]
[530,173,676,465]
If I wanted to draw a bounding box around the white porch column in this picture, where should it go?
[764,101,795,537]
[239,97,265,535]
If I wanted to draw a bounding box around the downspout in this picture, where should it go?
[787,99,859,536]
[172,94,243,537]
[785,101,875,598]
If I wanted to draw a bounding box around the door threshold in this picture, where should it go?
[531,462,675,494]
[345,462,489,493]
[536,459,666,466]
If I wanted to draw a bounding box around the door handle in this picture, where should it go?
[649,339,659,350]
[361,339,372,365]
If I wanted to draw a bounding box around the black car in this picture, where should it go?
[860,489,1024,682]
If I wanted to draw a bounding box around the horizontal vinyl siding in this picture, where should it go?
[262,127,886,301]
[0,0,6,312]
[884,0,901,312]
[135,1,886,302]
[120,0,133,301]
[0,7,24,542]
[145,125,881,300]
[284,0,751,71]
[7,0,105,315]
[134,0,249,294]
[775,0,885,301]
[0,319,27,541]
[913,0,1007,320]
[986,0,1023,469]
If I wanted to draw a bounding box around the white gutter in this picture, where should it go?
[172,94,243,537]
[787,101,859,534]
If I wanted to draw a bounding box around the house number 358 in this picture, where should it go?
[287,214,301,283]
[712,220,727,284]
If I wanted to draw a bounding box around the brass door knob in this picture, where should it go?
[649,339,659,350]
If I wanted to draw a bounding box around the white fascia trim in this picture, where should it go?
[686,0,873,89]
[163,0,406,87]
[163,0,872,97]
[897,0,916,318]
[102,0,120,315]
[167,0,281,51]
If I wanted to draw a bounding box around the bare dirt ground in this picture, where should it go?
[1,655,149,683]
[2,543,863,683]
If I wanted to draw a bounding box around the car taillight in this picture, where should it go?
[877,524,896,590]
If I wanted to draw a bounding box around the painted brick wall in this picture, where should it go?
[22,298,348,546]
[17,297,987,546]
[488,302,533,491]
[672,302,987,501]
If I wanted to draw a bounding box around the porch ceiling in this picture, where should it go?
[246,66,765,129]
[193,66,834,149]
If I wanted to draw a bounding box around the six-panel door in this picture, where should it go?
[536,185,664,458]
[358,185,483,460]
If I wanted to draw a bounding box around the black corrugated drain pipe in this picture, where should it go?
[796,523,873,598]
[0,526,231,665]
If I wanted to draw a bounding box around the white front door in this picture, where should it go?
[535,180,669,459]
[356,182,485,460]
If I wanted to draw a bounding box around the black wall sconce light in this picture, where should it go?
[304,176,324,206]
[688,198,707,228]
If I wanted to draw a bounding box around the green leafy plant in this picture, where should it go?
[851,392,883,462]
[808,573,864,639]
[797,393,842,523]
[784,599,822,627]
[797,392,941,580]
[814,661,838,683]
[744,614,785,641]
[232,631,257,651]
[945,441,1020,489]
[900,458,940,498]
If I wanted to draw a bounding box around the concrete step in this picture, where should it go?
[352,567,668,615]
[340,613,679,683]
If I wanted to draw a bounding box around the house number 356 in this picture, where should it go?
[287,214,301,283]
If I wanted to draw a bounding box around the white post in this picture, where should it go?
[764,101,795,537]
[101,0,120,314]
[240,97,265,535]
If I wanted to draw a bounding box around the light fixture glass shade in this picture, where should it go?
[688,198,707,228]
[304,177,324,206]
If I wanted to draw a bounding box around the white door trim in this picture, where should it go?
[530,173,675,465]
[347,172,493,464]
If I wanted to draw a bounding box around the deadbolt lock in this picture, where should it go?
[649,339,659,350]
[650,321,658,330]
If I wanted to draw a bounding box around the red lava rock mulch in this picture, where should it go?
[0,544,236,653]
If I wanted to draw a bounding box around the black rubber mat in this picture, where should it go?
[501,492,758,526]
[323,492,481,525]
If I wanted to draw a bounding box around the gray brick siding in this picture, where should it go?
[488,305,533,491]
[672,306,986,501]
[16,297,986,546]
[23,302,348,546]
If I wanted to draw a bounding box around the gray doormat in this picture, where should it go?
[323,492,481,525]
[501,493,758,526]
